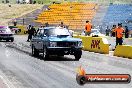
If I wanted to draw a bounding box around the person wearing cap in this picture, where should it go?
[115,23,125,46]
[85,20,92,36]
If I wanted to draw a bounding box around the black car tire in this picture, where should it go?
[11,38,14,42]
[32,45,39,57]
[15,30,18,34]
[74,50,82,60]
[42,45,49,60]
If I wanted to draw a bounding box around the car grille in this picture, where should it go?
[57,42,77,47]
[0,34,12,36]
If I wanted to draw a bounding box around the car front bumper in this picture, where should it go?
[47,47,82,55]
[0,36,14,40]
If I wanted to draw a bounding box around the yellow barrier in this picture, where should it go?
[74,35,109,54]
[16,25,28,35]
[114,45,132,59]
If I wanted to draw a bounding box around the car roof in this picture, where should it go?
[39,26,68,30]
[91,29,100,30]
[44,26,56,29]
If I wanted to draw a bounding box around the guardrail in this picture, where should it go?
[16,25,28,35]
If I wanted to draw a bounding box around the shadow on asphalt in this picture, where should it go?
[32,54,78,61]
[5,43,78,61]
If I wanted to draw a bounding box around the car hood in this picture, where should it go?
[0,31,13,34]
[91,32,105,36]
[48,36,82,42]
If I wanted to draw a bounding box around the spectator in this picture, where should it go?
[45,22,49,27]
[115,23,125,46]
[27,26,36,42]
[105,29,109,36]
[12,18,17,26]
[59,22,65,27]
[6,0,9,3]
[27,25,32,42]
[85,20,92,36]
[58,21,68,28]
[37,25,44,33]
[17,0,20,4]
[125,26,129,38]
[130,30,132,38]
[105,26,110,36]
[111,25,116,37]
[27,24,32,30]
[2,1,4,3]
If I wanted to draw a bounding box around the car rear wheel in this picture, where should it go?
[42,46,49,60]
[32,45,39,57]
[74,50,82,61]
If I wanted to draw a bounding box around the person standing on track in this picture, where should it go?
[115,23,125,46]
[105,26,110,36]
[27,26,36,42]
[85,20,92,36]
[125,26,129,38]
[111,25,116,37]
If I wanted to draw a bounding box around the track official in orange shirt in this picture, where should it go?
[115,23,124,46]
[85,21,92,36]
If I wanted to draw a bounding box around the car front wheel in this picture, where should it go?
[42,45,49,60]
[32,45,39,57]
[11,38,14,42]
[74,50,82,60]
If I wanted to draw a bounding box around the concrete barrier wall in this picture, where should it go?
[16,25,27,35]
[114,45,132,59]
[74,35,109,54]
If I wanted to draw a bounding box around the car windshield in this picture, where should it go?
[44,28,70,36]
[0,27,11,32]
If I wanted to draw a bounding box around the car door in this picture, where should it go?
[39,29,48,49]
[33,29,44,50]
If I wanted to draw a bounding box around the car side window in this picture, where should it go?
[44,29,48,36]
[36,29,44,37]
